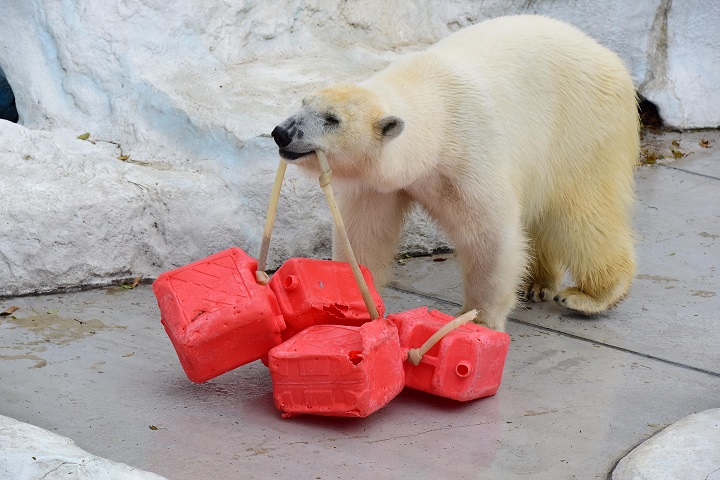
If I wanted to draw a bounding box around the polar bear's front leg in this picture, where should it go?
[332,187,413,288]
[444,204,527,332]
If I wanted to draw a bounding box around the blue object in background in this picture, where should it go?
[0,69,19,123]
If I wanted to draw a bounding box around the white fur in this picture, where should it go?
[275,15,639,331]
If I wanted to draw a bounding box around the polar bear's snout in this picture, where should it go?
[271,125,292,148]
[271,122,309,160]
[272,109,327,161]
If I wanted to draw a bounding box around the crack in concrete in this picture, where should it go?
[38,461,72,480]
[705,466,720,480]
[365,421,493,444]
[657,163,720,182]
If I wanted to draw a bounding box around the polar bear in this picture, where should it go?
[271,15,638,331]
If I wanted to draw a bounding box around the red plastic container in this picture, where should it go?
[268,319,405,417]
[269,258,385,340]
[388,307,510,402]
[153,247,286,383]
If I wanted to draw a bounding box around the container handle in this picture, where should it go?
[407,309,479,366]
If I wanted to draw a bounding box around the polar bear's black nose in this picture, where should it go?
[271,126,291,148]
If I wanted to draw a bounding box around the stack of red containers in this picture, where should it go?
[153,247,510,417]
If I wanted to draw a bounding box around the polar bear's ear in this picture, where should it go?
[377,115,405,140]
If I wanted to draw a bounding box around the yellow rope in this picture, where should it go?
[407,309,479,366]
[315,150,379,320]
[255,160,287,285]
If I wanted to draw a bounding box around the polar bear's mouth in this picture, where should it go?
[279,149,313,160]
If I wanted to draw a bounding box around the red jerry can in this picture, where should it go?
[268,319,405,417]
[268,258,385,340]
[153,247,286,383]
[388,307,510,402]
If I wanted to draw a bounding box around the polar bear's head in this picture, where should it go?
[271,84,404,176]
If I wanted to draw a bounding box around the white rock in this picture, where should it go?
[0,415,167,480]
[0,121,331,296]
[612,409,720,480]
[662,0,720,128]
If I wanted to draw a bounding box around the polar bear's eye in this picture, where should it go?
[324,114,340,127]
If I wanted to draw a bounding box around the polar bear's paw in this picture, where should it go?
[522,283,556,303]
[553,287,609,315]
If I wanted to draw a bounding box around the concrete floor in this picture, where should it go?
[1,130,719,479]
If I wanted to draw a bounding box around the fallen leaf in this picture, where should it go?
[670,148,685,159]
[700,138,711,148]
[642,151,658,164]
[433,257,447,262]
[120,276,143,289]
[0,306,19,316]
[118,155,130,161]
[122,352,135,357]
[671,140,680,147]
[77,132,90,140]
[149,425,158,430]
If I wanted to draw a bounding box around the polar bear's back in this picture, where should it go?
[432,15,629,80]
[430,15,638,220]
[429,15,636,128]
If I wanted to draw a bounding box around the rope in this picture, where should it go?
[253,151,379,321]
[407,309,479,366]
[255,160,287,285]
[315,150,380,320]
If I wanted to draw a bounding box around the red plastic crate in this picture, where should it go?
[269,258,384,340]
[268,319,405,417]
[153,247,286,383]
[388,307,510,401]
